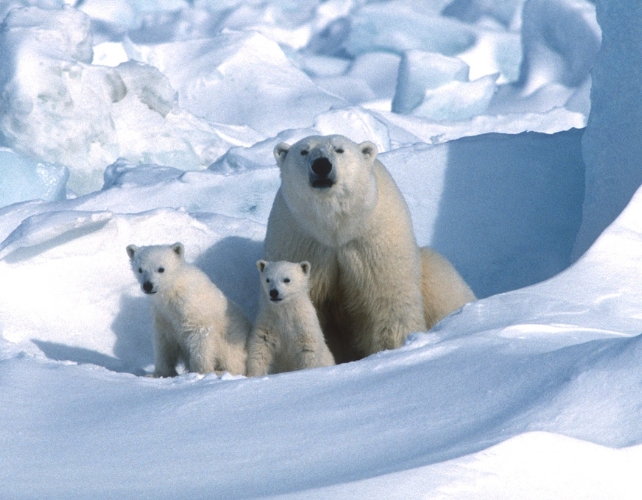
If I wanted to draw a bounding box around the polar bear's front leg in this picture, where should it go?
[338,238,426,358]
[153,313,180,377]
[246,326,276,376]
[181,327,218,374]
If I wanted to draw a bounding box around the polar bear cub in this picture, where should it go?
[126,242,251,377]
[246,260,335,376]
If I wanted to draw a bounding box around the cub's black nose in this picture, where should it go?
[269,289,279,300]
[311,157,332,177]
[143,281,153,293]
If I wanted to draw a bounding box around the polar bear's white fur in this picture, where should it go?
[246,260,335,376]
[263,134,475,362]
[127,242,250,377]
[419,247,476,328]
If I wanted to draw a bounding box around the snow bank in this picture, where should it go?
[3,179,642,496]
[384,127,585,297]
[573,0,642,259]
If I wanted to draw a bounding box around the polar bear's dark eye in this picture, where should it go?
[283,278,290,283]
[335,148,344,154]
[158,267,165,273]
[266,278,270,283]
[138,268,143,274]
[300,150,308,156]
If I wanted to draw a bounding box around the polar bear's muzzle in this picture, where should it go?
[143,281,156,294]
[309,156,336,189]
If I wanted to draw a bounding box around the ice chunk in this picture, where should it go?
[346,52,402,101]
[313,107,392,153]
[82,0,211,44]
[0,210,112,260]
[131,31,343,136]
[392,51,497,121]
[298,54,351,78]
[518,0,600,94]
[412,75,498,122]
[344,2,476,57]
[0,7,254,195]
[456,29,522,83]
[393,51,470,114]
[442,0,526,29]
[78,0,140,32]
[488,0,600,116]
[210,128,317,173]
[0,149,68,208]
[312,75,377,105]
[304,52,401,106]
[92,41,129,67]
[102,158,184,189]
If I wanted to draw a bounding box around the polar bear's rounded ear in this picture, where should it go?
[274,143,290,168]
[171,242,184,258]
[300,261,311,275]
[359,141,378,161]
[257,260,268,273]
[126,245,138,260]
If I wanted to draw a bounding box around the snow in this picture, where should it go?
[0,149,68,206]
[1,0,641,498]
[573,0,642,258]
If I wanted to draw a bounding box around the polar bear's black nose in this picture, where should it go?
[143,281,154,293]
[269,289,280,300]
[311,157,332,177]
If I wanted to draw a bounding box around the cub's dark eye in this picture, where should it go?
[158,267,164,273]
[300,150,308,156]
[266,278,270,283]
[283,278,290,283]
[335,148,344,154]
[138,268,143,274]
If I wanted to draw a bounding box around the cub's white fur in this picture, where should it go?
[247,260,335,376]
[127,242,250,377]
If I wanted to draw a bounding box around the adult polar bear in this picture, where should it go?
[264,134,475,363]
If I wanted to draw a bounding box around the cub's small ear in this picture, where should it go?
[126,245,138,260]
[300,261,311,275]
[274,143,290,167]
[257,260,268,273]
[360,141,378,161]
[171,242,184,258]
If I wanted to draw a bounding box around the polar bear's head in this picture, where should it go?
[273,135,379,247]
[126,243,185,295]
[256,260,311,304]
